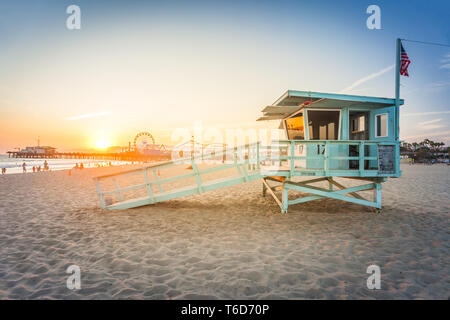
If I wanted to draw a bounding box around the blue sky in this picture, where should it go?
[0,0,449,151]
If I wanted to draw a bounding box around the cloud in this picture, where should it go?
[418,119,442,125]
[440,53,450,62]
[417,118,446,130]
[440,53,450,69]
[342,87,375,94]
[403,110,450,117]
[339,65,394,93]
[66,112,111,121]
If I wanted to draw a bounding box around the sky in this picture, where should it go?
[0,0,449,152]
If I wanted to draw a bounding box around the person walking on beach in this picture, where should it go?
[1,168,5,174]
[44,160,49,171]
[32,166,36,173]
[22,162,26,173]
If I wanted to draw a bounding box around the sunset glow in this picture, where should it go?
[94,138,112,150]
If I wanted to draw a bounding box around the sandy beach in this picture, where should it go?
[0,164,448,299]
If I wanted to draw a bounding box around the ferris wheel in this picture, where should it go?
[133,132,156,152]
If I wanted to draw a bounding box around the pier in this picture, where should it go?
[6,151,171,162]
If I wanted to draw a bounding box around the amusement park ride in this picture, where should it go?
[132,131,168,154]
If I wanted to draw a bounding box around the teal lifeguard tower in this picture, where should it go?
[256,90,403,213]
[93,90,403,214]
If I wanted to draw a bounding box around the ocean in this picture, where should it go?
[0,154,132,174]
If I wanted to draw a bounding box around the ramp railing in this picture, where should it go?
[94,142,265,210]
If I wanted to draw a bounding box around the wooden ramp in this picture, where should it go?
[94,143,263,210]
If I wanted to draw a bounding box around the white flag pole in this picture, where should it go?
[395,38,401,141]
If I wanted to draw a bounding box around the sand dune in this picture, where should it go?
[0,164,448,299]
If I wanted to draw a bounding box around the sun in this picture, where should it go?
[95,138,111,149]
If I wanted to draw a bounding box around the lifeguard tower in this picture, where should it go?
[93,90,403,214]
[257,90,403,213]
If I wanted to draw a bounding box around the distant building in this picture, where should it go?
[22,146,57,154]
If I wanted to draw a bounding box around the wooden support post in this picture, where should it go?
[113,178,124,202]
[262,178,283,210]
[94,179,106,209]
[359,141,365,176]
[241,163,249,182]
[241,148,250,181]
[282,184,288,214]
[246,144,251,171]
[142,169,155,203]
[256,142,260,169]
[249,144,255,171]
[223,144,226,163]
[191,161,203,193]
[290,141,295,175]
[153,170,163,192]
[234,151,243,176]
[374,182,382,209]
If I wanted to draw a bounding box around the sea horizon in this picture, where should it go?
[0,154,133,174]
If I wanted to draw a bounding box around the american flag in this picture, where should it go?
[400,43,411,77]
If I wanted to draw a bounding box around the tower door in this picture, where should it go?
[349,111,370,169]
[305,109,341,169]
